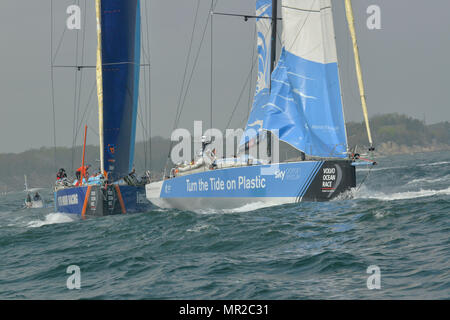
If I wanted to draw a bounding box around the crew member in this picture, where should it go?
[75,164,91,182]
[56,168,67,180]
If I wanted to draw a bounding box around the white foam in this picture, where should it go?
[186,224,219,233]
[27,213,75,228]
[374,210,387,219]
[357,166,407,172]
[417,161,450,167]
[354,186,450,201]
[193,201,282,215]
[406,174,450,185]
[222,201,280,213]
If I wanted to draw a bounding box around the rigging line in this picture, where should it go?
[50,0,57,171]
[53,63,150,68]
[211,0,214,130]
[71,0,81,172]
[175,0,219,129]
[282,5,331,13]
[140,15,149,169]
[52,27,67,65]
[213,12,282,20]
[248,22,257,118]
[87,125,99,137]
[164,0,219,170]
[144,0,152,170]
[74,80,96,145]
[137,95,150,141]
[356,166,372,192]
[138,93,148,169]
[284,0,316,54]
[224,63,256,130]
[139,32,151,64]
[225,25,272,130]
[163,0,202,165]
[171,0,201,134]
[75,0,87,153]
[138,4,150,170]
[164,0,221,169]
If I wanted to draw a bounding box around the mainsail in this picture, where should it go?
[97,0,141,180]
[243,0,348,158]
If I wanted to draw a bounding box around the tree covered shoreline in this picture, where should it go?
[1,114,448,191]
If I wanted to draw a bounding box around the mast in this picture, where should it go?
[270,0,278,74]
[95,0,105,175]
[344,0,375,151]
[267,0,278,159]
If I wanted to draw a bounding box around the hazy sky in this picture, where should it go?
[0,0,449,153]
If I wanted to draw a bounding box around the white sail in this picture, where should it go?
[243,0,348,158]
[282,0,338,64]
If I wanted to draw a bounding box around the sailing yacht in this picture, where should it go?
[146,0,376,211]
[54,0,152,217]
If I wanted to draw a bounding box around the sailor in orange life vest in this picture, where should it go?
[75,164,91,185]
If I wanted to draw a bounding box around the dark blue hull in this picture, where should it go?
[55,185,151,218]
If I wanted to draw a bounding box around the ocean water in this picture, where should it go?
[0,151,449,299]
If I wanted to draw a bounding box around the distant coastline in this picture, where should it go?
[346,113,450,156]
[364,141,450,156]
[0,113,448,191]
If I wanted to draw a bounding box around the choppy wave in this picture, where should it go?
[355,186,450,201]
[193,201,284,215]
[0,151,449,299]
[417,161,450,167]
[357,165,407,172]
[27,213,75,228]
[222,201,284,213]
[406,174,450,185]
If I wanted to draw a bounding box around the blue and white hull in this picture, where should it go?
[55,185,151,218]
[146,160,356,211]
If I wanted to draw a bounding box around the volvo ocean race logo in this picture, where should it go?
[321,164,343,197]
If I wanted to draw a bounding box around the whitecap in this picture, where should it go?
[193,201,283,215]
[357,166,407,172]
[417,161,450,167]
[354,187,450,201]
[186,224,219,233]
[406,174,450,185]
[27,213,75,228]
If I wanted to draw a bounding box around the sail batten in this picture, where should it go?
[243,0,348,159]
